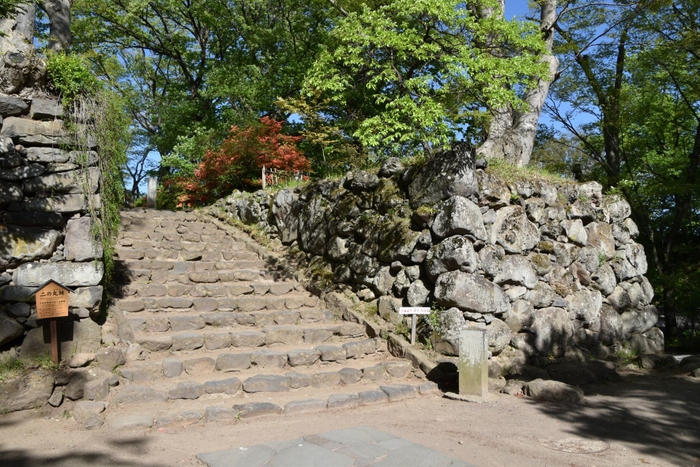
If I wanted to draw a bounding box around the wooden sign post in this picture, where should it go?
[35,280,70,365]
[399,307,431,345]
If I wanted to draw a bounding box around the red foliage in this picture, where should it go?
[182,117,310,206]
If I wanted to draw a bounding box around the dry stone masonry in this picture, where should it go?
[0,94,104,370]
[211,143,662,373]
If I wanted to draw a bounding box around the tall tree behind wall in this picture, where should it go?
[475,0,558,167]
[543,0,700,336]
[37,0,72,52]
[0,2,38,94]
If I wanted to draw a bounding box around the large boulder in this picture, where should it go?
[23,167,100,196]
[566,289,602,326]
[530,307,573,356]
[0,224,62,269]
[525,282,558,308]
[425,235,478,282]
[523,379,584,403]
[64,217,103,261]
[493,255,538,289]
[622,243,648,276]
[434,271,509,315]
[0,369,54,413]
[591,263,616,296]
[621,305,658,336]
[20,318,102,363]
[298,194,328,255]
[585,222,615,260]
[0,312,23,346]
[561,219,588,246]
[377,217,422,263]
[490,206,539,253]
[0,95,29,117]
[0,182,22,203]
[430,307,466,356]
[14,262,104,287]
[1,116,70,146]
[487,318,511,355]
[605,195,631,222]
[431,196,487,240]
[408,142,478,207]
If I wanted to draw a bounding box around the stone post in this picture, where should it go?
[147,177,157,208]
[458,327,488,397]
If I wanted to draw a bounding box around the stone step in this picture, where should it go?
[118,222,232,235]
[118,280,300,297]
[129,317,348,341]
[132,328,371,355]
[116,357,417,402]
[117,236,248,247]
[100,381,438,429]
[116,269,287,286]
[117,293,319,312]
[120,218,220,231]
[127,310,337,333]
[120,346,402,381]
[116,240,248,252]
[120,209,199,220]
[115,249,261,262]
[116,256,263,271]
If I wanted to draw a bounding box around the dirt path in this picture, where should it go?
[1,372,698,467]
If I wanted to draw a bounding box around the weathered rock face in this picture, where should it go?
[211,145,661,366]
[0,94,106,404]
[407,142,478,207]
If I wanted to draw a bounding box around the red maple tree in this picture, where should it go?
[180,117,310,206]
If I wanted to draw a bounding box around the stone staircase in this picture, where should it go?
[101,209,435,429]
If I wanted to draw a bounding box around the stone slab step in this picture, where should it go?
[120,260,270,273]
[118,280,305,296]
[115,256,264,273]
[127,311,337,333]
[101,381,438,430]
[115,249,261,262]
[118,236,246,247]
[117,295,320,313]
[131,330,374,357]
[129,317,346,339]
[119,351,411,384]
[115,359,418,403]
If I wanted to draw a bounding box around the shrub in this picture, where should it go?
[46,53,100,102]
[179,117,310,206]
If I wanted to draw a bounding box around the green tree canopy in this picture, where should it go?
[71,0,336,174]
[295,0,548,158]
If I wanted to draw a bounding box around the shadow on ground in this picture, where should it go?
[528,373,700,465]
[0,437,169,467]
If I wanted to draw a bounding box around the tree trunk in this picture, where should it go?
[0,2,38,94]
[38,0,72,53]
[476,0,558,167]
[0,2,34,55]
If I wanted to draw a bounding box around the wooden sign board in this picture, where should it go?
[36,281,70,319]
[399,307,431,315]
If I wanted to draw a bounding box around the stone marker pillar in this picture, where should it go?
[147,177,157,209]
[459,327,488,397]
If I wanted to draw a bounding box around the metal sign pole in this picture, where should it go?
[399,307,430,346]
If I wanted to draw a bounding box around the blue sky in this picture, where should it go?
[505,2,532,20]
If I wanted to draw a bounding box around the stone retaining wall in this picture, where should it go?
[0,94,104,361]
[210,143,662,369]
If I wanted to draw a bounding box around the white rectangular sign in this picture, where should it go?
[399,307,431,315]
